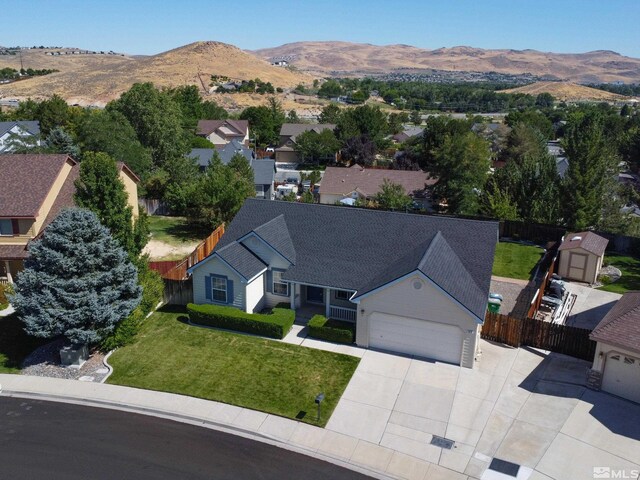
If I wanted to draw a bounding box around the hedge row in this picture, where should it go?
[187,303,294,339]
[307,315,355,344]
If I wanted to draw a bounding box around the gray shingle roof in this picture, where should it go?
[252,214,296,264]
[252,159,275,186]
[217,140,254,165]
[0,120,40,137]
[214,199,498,320]
[188,148,215,168]
[279,123,336,139]
[590,291,640,353]
[216,242,266,281]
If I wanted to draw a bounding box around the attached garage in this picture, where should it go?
[557,231,608,284]
[369,313,463,364]
[602,352,640,403]
[590,292,640,404]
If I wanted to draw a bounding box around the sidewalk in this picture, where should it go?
[0,373,443,480]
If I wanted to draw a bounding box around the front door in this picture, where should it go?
[306,286,324,304]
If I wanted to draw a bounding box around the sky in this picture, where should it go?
[2,0,640,58]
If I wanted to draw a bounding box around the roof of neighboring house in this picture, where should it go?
[590,291,640,353]
[196,119,248,137]
[0,120,40,137]
[217,139,254,165]
[188,148,216,168]
[0,154,75,218]
[556,157,569,178]
[558,231,609,256]
[279,123,336,140]
[252,159,276,186]
[0,243,30,260]
[319,165,436,198]
[207,199,498,320]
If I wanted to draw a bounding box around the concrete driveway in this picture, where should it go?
[564,282,621,329]
[326,340,640,479]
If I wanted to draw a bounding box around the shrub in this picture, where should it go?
[0,283,13,310]
[187,303,294,339]
[307,315,355,344]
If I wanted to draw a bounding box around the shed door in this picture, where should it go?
[602,353,640,403]
[369,313,463,365]
[568,252,588,281]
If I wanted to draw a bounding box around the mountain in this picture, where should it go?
[500,81,626,102]
[0,42,312,106]
[253,41,640,83]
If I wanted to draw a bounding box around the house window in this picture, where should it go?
[272,270,289,296]
[335,290,350,300]
[0,219,13,236]
[211,276,228,303]
[255,185,265,198]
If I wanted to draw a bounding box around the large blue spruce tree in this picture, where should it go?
[11,208,142,345]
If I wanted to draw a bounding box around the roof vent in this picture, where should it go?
[571,236,582,241]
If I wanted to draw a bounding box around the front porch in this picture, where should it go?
[288,283,357,324]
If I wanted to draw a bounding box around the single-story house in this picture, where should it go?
[318,165,436,208]
[196,119,249,147]
[0,120,41,152]
[391,126,424,144]
[0,154,139,284]
[188,199,498,368]
[557,232,608,284]
[275,123,337,163]
[589,291,640,403]
[187,143,275,200]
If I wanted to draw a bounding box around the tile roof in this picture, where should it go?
[215,242,266,281]
[0,120,40,137]
[319,165,436,198]
[590,291,640,353]
[196,119,248,137]
[0,154,74,217]
[213,199,498,320]
[559,232,608,256]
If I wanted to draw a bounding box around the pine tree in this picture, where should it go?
[11,208,142,345]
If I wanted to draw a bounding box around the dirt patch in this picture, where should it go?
[143,240,199,261]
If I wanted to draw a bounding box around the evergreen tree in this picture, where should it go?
[74,152,149,258]
[45,126,81,159]
[11,208,141,345]
[561,111,616,230]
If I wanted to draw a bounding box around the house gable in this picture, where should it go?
[192,255,245,310]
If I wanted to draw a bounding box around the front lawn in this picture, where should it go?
[492,242,544,281]
[0,313,47,373]
[107,307,359,427]
[598,254,640,294]
[148,216,208,247]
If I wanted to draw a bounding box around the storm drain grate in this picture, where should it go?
[488,458,520,477]
[430,435,454,450]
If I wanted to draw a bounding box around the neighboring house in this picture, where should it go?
[589,291,640,403]
[0,154,139,284]
[547,140,569,178]
[275,123,337,163]
[0,121,41,152]
[196,120,249,147]
[188,199,498,368]
[187,142,276,200]
[391,126,424,144]
[318,165,436,208]
[557,232,608,284]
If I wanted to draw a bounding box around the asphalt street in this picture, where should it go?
[0,397,372,479]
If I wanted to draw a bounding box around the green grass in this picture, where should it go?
[107,306,360,427]
[148,216,208,247]
[597,254,640,294]
[492,242,545,280]
[0,313,48,373]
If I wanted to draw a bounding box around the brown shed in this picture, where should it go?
[557,232,608,284]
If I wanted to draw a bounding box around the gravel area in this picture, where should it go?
[21,339,110,382]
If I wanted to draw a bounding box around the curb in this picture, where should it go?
[101,350,115,383]
[0,387,390,480]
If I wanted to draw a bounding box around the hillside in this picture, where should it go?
[500,81,626,102]
[253,41,640,83]
[0,42,313,107]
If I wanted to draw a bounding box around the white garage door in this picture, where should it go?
[369,313,463,364]
[602,353,640,403]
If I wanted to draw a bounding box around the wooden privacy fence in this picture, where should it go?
[481,312,596,361]
[148,260,180,276]
[161,224,225,281]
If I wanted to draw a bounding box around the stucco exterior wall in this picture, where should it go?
[32,160,73,237]
[119,170,139,218]
[355,273,480,368]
